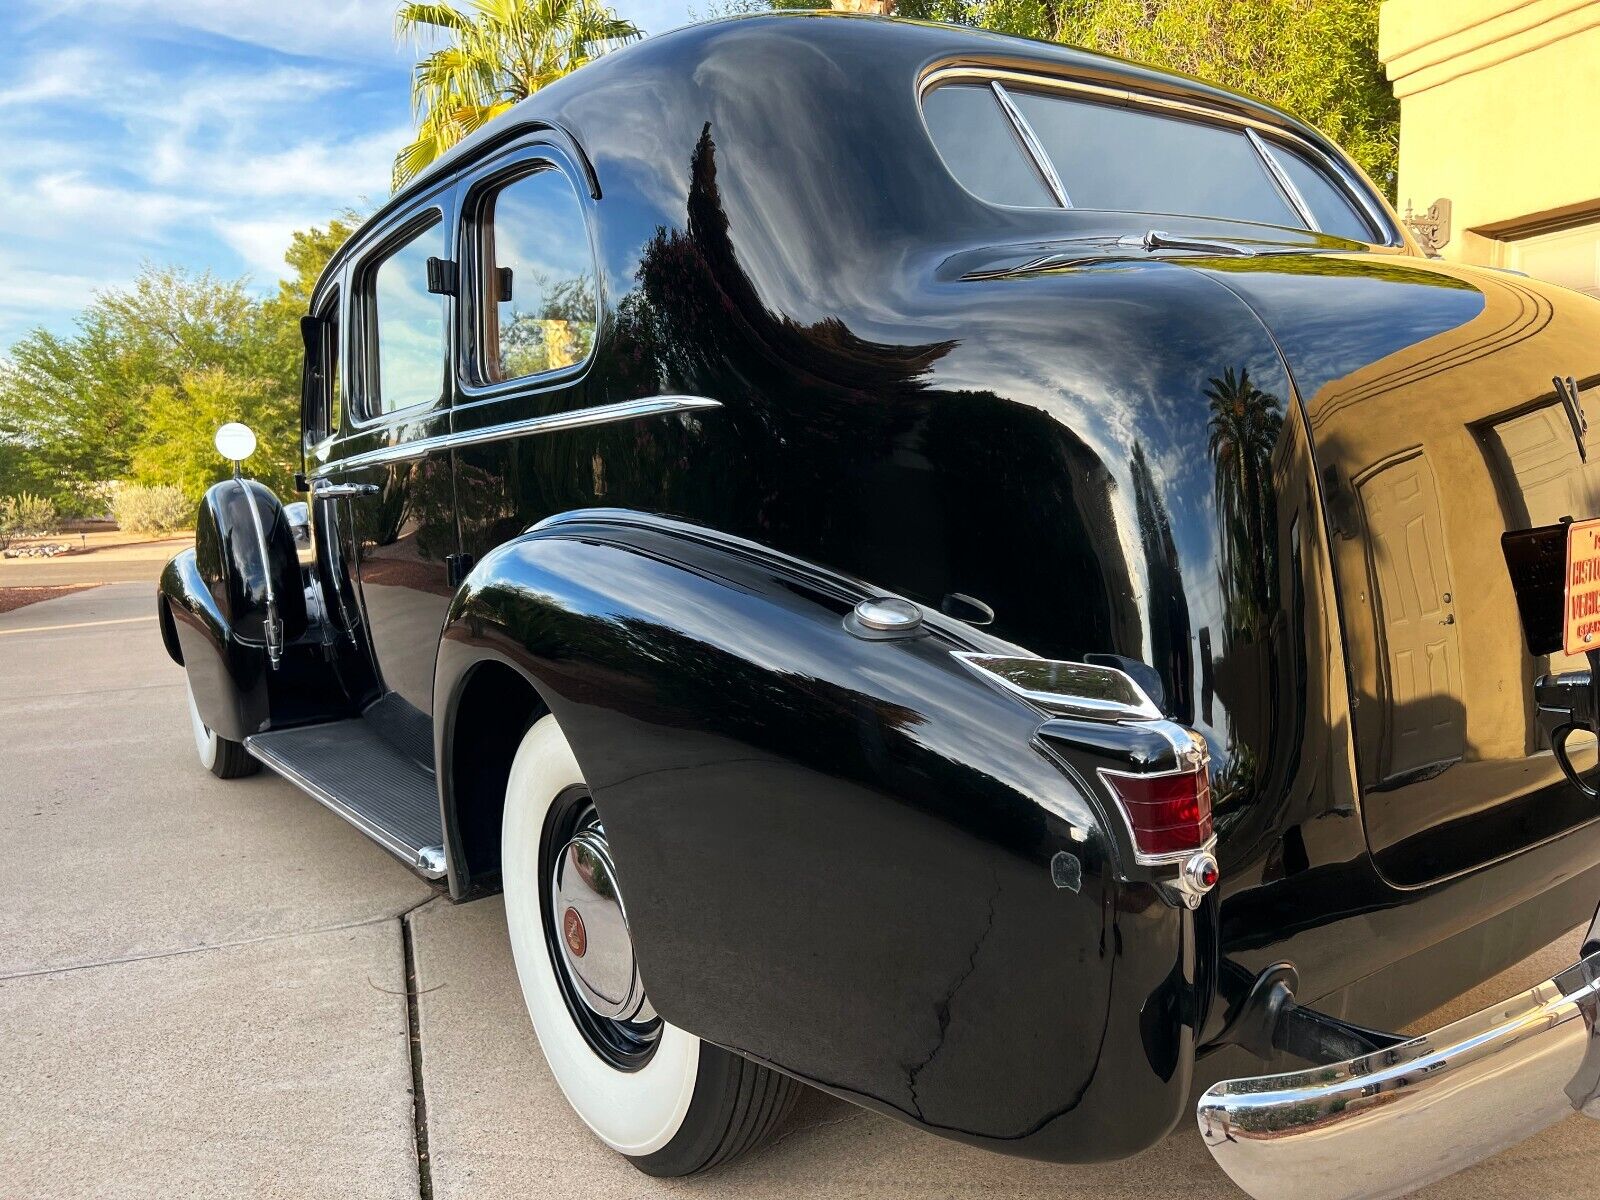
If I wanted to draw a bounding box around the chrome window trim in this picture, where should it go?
[316,394,721,473]
[988,81,1072,208]
[919,65,1401,246]
[453,143,601,398]
[1245,127,1314,229]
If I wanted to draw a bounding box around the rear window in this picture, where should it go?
[923,78,1377,240]
[924,84,1054,208]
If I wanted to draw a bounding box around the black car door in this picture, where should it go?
[311,188,460,720]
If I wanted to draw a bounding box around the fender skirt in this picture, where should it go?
[436,511,1205,1162]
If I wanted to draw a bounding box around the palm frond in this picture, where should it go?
[394,0,645,193]
[396,1,474,36]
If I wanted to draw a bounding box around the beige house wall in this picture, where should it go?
[1379,0,1600,291]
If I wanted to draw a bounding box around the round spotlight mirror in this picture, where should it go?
[214,422,257,463]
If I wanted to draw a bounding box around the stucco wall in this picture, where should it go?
[1380,0,1600,266]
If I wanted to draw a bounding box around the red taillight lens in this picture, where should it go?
[1102,767,1213,859]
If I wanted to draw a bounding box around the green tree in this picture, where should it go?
[393,0,642,189]
[732,0,1397,194]
[0,224,358,514]
[0,267,271,513]
[131,367,295,501]
[981,0,1397,193]
[258,210,362,396]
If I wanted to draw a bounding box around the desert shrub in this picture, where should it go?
[109,482,193,535]
[0,492,59,547]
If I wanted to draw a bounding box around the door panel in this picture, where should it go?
[319,198,458,719]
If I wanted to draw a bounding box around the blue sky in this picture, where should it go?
[0,0,699,350]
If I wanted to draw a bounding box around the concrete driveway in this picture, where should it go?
[3,582,1598,1199]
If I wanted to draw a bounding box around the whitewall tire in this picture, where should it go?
[186,680,257,779]
[502,714,800,1175]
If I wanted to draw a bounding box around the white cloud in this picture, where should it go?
[213,214,321,282]
[0,45,109,107]
[16,172,216,243]
[0,250,130,336]
[199,123,408,204]
[39,0,407,62]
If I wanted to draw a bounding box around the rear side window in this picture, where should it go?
[924,84,1054,208]
[476,166,597,384]
[1009,90,1298,227]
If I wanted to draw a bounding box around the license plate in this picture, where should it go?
[1564,517,1600,655]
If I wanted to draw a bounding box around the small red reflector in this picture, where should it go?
[1102,767,1213,858]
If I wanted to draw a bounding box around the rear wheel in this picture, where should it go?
[502,714,800,1175]
[186,681,257,779]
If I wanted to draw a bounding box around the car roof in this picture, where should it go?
[316,12,1360,293]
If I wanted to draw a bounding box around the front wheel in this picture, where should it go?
[502,714,800,1175]
[185,680,257,779]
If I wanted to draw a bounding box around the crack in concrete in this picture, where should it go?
[904,872,1001,1121]
[401,905,436,1200]
[0,908,432,982]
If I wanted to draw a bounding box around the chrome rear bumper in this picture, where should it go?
[1198,919,1600,1200]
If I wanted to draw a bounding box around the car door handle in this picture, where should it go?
[312,481,380,498]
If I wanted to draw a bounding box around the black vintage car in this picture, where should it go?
[158,13,1600,1196]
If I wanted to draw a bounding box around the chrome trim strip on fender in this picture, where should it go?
[953,652,1164,721]
[322,395,722,473]
[1198,937,1600,1200]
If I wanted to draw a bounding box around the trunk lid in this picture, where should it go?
[1191,252,1600,884]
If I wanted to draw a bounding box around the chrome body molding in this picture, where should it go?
[236,478,284,669]
[1198,922,1600,1200]
[320,395,722,474]
[953,652,1165,722]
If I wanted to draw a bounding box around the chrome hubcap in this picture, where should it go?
[550,824,655,1024]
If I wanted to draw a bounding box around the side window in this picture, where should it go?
[1259,140,1376,243]
[304,288,341,444]
[476,166,597,383]
[321,290,341,434]
[364,216,445,416]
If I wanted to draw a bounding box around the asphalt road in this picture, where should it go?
[3,581,1598,1199]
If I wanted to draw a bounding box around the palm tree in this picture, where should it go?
[393,0,642,190]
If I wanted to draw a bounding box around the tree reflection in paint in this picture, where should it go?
[1206,366,1283,639]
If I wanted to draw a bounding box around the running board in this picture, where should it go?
[245,719,447,880]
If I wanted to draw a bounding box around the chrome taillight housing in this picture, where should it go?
[956,651,1220,909]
